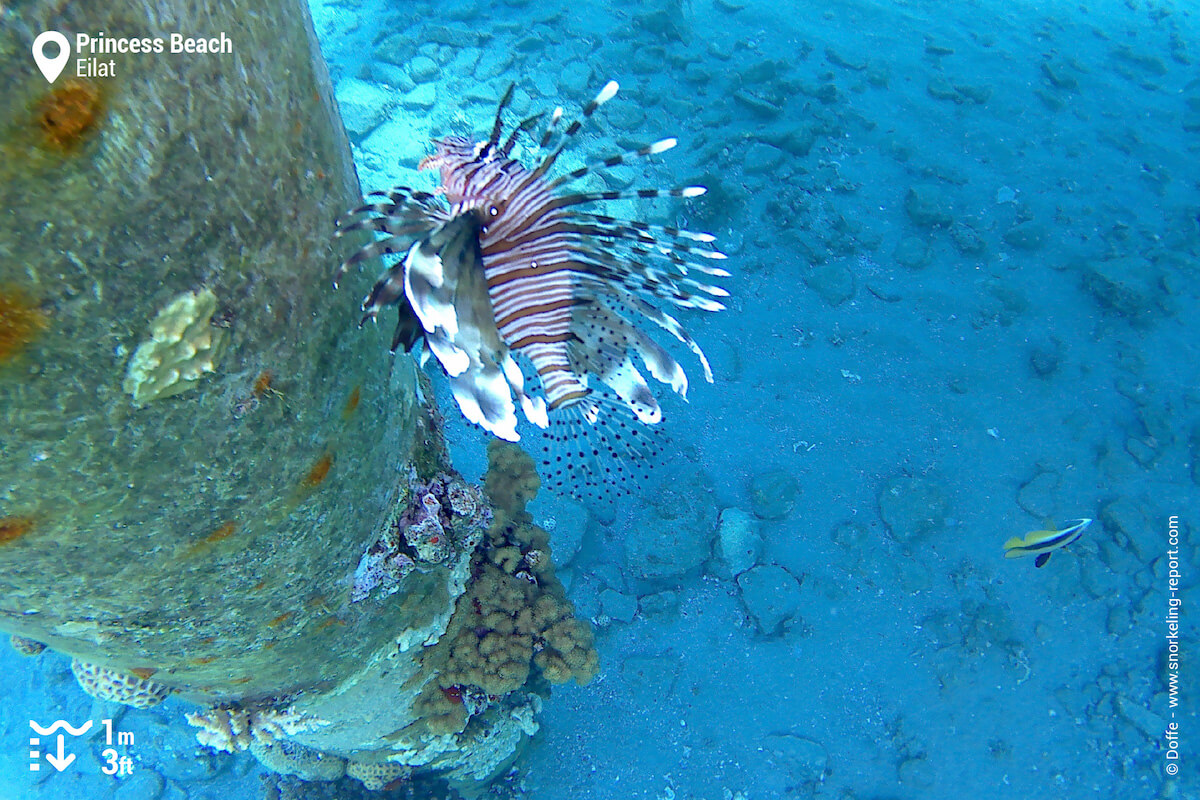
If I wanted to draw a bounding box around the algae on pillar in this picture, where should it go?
[2,2,602,788]
[0,0,428,700]
[0,0,566,789]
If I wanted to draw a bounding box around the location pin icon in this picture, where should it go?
[32,31,71,84]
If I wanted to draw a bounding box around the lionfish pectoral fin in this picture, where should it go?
[519,393,549,429]
[424,334,472,377]
[627,326,690,398]
[404,237,458,339]
[501,354,548,428]
[448,362,520,442]
[402,211,529,441]
[567,304,666,423]
[630,301,714,384]
[359,261,407,320]
[403,213,492,376]
[599,359,662,423]
[415,341,431,369]
[388,301,425,353]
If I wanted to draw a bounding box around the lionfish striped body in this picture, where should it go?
[334,82,728,503]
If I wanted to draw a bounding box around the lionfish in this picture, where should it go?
[333,81,728,504]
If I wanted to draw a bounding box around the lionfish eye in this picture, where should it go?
[488,205,500,216]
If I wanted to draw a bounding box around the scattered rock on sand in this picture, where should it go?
[1028,336,1062,378]
[904,184,953,227]
[749,469,800,520]
[763,733,828,788]
[926,77,961,103]
[625,479,715,582]
[1017,470,1060,518]
[639,590,680,618]
[335,79,396,141]
[599,588,638,624]
[879,476,950,544]
[1080,256,1160,325]
[407,55,438,83]
[621,653,680,699]
[825,47,867,71]
[1123,433,1156,468]
[529,495,587,567]
[625,517,709,583]
[401,83,436,111]
[712,508,763,579]
[737,565,802,635]
[743,141,785,175]
[894,235,931,269]
[804,262,856,306]
[1041,59,1079,91]
[1100,497,1154,562]
[1116,695,1167,740]
[1002,219,1047,250]
[775,124,817,157]
[950,221,985,254]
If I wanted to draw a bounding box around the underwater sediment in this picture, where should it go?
[0,0,588,789]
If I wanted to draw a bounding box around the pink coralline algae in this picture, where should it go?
[350,543,415,603]
[351,471,491,603]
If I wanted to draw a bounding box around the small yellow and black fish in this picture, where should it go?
[1003,518,1092,567]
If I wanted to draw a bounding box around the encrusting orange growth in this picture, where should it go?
[36,78,105,152]
[183,520,238,558]
[342,384,362,419]
[267,612,293,628]
[300,453,333,489]
[0,287,47,364]
[252,370,275,397]
[202,521,237,544]
[0,516,36,545]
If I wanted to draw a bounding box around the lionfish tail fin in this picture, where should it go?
[537,388,664,508]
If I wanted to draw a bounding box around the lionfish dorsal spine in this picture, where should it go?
[487,83,517,148]
[549,138,678,191]
[537,106,564,151]
[500,112,545,158]
[527,80,620,183]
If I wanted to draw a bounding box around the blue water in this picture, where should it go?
[6,0,1197,798]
